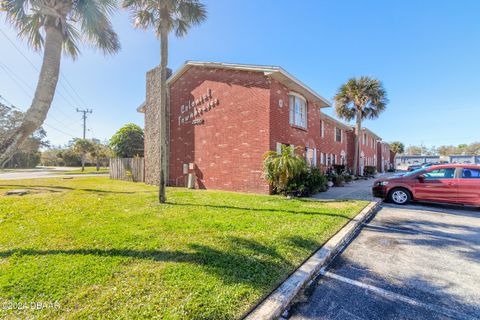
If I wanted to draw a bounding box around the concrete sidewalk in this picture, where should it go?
[311,174,391,201]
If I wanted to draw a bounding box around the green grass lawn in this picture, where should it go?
[0,177,367,319]
[54,167,109,174]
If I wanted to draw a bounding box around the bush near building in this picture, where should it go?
[364,165,377,177]
[263,146,328,197]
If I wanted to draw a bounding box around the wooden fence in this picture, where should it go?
[109,157,145,182]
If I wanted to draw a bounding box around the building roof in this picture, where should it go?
[320,112,352,130]
[137,61,331,113]
[348,126,382,140]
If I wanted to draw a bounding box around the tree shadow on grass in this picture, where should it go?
[165,202,353,219]
[0,236,324,291]
[0,184,153,195]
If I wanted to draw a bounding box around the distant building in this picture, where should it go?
[395,155,440,168]
[395,154,480,168]
[448,155,480,164]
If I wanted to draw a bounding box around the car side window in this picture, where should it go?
[423,168,456,179]
[462,168,480,179]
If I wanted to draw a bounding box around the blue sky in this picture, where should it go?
[1,0,479,149]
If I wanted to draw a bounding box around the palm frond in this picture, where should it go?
[17,12,44,50]
[334,76,388,122]
[72,0,120,56]
[123,0,207,39]
[63,22,80,58]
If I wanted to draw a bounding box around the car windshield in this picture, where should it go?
[404,167,427,177]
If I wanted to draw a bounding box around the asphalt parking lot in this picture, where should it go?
[289,202,480,320]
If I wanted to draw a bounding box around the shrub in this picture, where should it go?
[263,147,329,197]
[332,164,346,175]
[364,166,377,176]
[305,167,328,194]
[343,174,353,183]
[285,167,328,196]
[332,174,345,187]
[263,145,308,196]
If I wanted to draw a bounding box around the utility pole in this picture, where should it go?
[76,108,92,139]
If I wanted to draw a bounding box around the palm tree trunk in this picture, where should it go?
[354,109,362,176]
[0,26,63,168]
[158,7,169,203]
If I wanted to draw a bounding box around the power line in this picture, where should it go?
[0,58,79,123]
[0,28,38,71]
[1,93,78,139]
[44,123,76,138]
[0,63,33,102]
[0,27,90,111]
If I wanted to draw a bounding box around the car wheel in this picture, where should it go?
[389,188,411,205]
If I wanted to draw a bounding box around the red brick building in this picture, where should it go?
[377,141,393,173]
[138,61,390,194]
[346,127,381,175]
[318,113,352,170]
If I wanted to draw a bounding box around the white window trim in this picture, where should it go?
[321,120,325,138]
[335,127,342,143]
[288,92,307,129]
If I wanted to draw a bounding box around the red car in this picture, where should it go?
[373,164,480,206]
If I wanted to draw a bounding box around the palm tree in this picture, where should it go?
[122,0,207,203]
[334,77,388,176]
[390,141,405,155]
[263,145,307,196]
[0,0,120,168]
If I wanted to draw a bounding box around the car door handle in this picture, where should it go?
[447,182,457,186]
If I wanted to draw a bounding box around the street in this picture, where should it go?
[290,186,480,319]
[0,167,107,180]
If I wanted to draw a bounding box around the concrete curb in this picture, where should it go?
[244,200,380,320]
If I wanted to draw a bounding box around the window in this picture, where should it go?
[423,168,456,179]
[332,154,336,165]
[462,168,480,179]
[363,133,367,145]
[305,148,317,167]
[320,152,325,165]
[335,127,342,142]
[320,120,325,138]
[289,94,307,128]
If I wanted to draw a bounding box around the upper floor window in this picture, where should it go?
[335,127,342,142]
[363,133,367,145]
[289,93,307,128]
[320,120,325,138]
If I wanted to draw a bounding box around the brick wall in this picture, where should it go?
[360,131,378,169]
[169,66,271,194]
[143,63,390,193]
[377,142,391,172]
[269,79,322,157]
[317,115,350,169]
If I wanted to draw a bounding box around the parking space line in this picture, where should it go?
[362,223,471,244]
[320,270,475,320]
